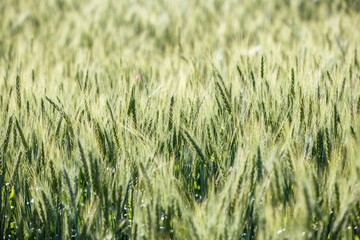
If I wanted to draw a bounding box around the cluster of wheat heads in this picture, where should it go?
[1,0,360,239]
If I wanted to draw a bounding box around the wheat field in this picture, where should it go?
[1,0,360,239]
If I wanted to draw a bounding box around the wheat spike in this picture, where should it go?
[15,118,29,152]
[260,55,265,80]
[168,95,175,132]
[2,116,13,154]
[78,140,90,183]
[16,74,21,112]
[215,80,232,115]
[183,129,207,168]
